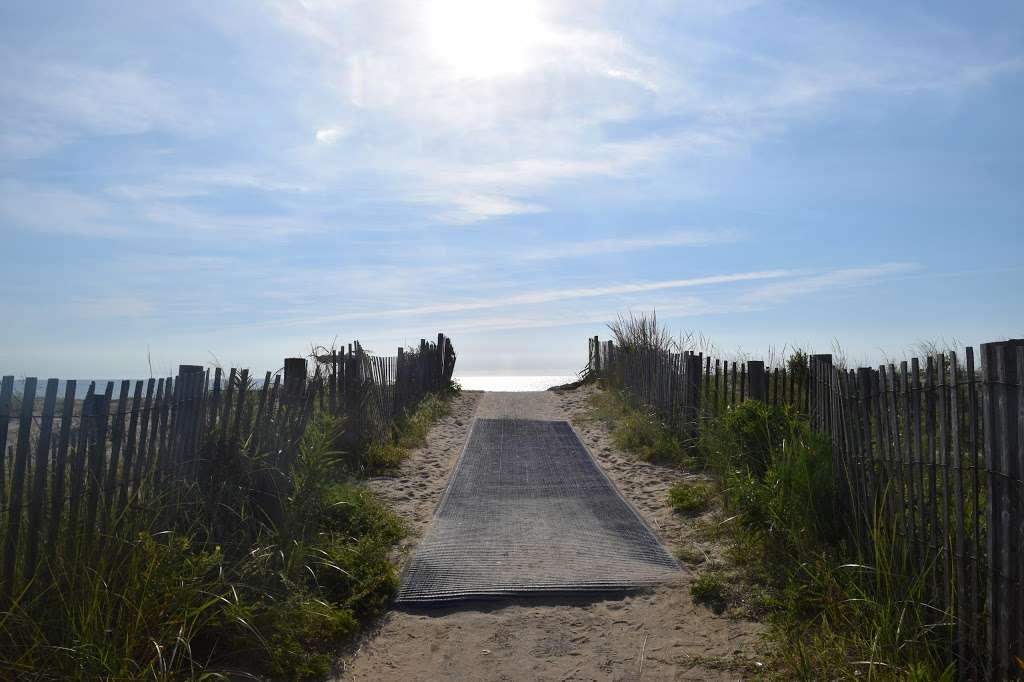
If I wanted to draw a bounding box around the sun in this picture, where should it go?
[423,0,546,79]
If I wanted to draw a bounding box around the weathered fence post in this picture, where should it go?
[592,336,601,376]
[810,354,833,433]
[748,361,767,402]
[437,333,446,390]
[397,347,405,412]
[682,352,703,446]
[981,339,1024,681]
[284,358,307,404]
[177,365,204,479]
[3,377,36,604]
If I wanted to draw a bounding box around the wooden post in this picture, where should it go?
[284,358,307,403]
[748,361,767,402]
[3,377,36,602]
[437,333,446,389]
[981,339,1024,681]
[177,365,204,476]
[682,353,702,446]
[810,354,833,433]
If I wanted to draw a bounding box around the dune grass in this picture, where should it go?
[667,481,712,514]
[366,393,451,471]
[0,391,453,681]
[588,373,953,679]
[587,389,686,464]
[700,400,953,679]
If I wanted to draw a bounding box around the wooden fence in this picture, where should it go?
[0,333,456,605]
[588,335,1024,680]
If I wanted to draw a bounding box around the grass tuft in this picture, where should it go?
[667,482,712,514]
[690,573,729,613]
[364,392,451,473]
[588,389,685,464]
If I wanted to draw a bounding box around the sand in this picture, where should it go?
[338,386,765,681]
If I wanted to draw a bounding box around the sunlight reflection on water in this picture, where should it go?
[454,375,576,392]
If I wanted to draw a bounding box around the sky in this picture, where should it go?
[1,0,1022,379]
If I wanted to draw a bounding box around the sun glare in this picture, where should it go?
[424,0,545,78]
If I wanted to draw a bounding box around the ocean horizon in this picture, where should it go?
[454,375,577,392]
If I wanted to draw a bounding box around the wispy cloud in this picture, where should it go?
[518,229,741,261]
[740,262,921,304]
[414,262,922,335]
[0,57,195,159]
[315,126,349,145]
[262,268,796,328]
[70,295,154,319]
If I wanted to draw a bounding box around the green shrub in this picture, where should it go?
[715,400,801,478]
[703,391,948,677]
[667,482,712,514]
[713,405,839,558]
[787,349,809,385]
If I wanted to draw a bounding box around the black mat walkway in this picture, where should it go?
[396,418,680,602]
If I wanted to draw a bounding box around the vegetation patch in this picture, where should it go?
[690,572,729,613]
[0,391,452,681]
[674,545,708,566]
[587,389,685,464]
[667,482,712,514]
[364,392,451,472]
[699,399,953,679]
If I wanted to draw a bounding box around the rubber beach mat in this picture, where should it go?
[396,418,680,602]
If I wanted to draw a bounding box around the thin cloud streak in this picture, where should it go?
[518,229,742,261]
[257,268,797,329]
[422,262,922,335]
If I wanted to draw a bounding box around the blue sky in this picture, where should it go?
[1,1,1022,378]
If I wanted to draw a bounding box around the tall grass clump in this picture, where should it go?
[608,311,675,353]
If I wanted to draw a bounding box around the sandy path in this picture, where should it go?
[339,388,764,681]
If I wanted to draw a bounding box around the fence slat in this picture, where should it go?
[117,381,145,512]
[24,378,59,583]
[965,347,983,676]
[132,379,157,497]
[924,357,942,603]
[885,364,910,546]
[948,352,970,669]
[83,386,112,553]
[3,377,37,602]
[910,359,925,563]
[899,362,920,557]
[937,354,952,615]
[0,377,13,511]
[47,380,75,559]
[103,380,130,534]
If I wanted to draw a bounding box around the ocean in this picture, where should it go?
[454,375,577,392]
